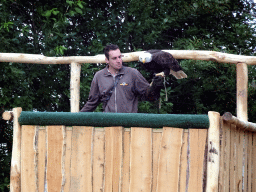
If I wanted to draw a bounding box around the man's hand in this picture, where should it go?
[146,76,164,101]
[150,76,164,89]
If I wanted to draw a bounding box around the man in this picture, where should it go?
[80,44,163,113]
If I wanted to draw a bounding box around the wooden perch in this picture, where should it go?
[2,111,13,121]
[162,50,256,65]
[1,50,256,65]
[222,112,256,132]
[0,52,142,64]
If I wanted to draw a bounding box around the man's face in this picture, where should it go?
[106,49,123,72]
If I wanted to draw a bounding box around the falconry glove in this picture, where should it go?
[146,76,164,101]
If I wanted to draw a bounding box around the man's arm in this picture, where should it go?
[80,77,100,112]
[132,69,164,101]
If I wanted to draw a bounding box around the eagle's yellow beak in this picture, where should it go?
[142,59,146,64]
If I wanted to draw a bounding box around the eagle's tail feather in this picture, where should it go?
[170,70,181,79]
[177,70,187,79]
[170,70,187,79]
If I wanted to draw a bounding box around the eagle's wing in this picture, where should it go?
[147,49,162,54]
[155,51,187,79]
[167,56,187,79]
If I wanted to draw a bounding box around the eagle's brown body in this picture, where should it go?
[143,50,187,79]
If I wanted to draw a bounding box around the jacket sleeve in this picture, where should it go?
[133,69,161,101]
[80,76,100,112]
[132,69,150,98]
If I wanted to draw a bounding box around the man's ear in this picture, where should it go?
[105,57,109,64]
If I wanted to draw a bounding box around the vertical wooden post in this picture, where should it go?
[70,62,81,112]
[236,62,248,121]
[10,107,22,192]
[206,111,220,192]
[236,63,248,192]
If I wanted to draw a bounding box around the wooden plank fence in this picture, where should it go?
[20,126,208,192]
[218,115,256,192]
[3,109,256,191]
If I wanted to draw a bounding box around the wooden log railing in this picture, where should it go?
[1,51,256,65]
[223,112,256,132]
[2,49,256,191]
[1,50,255,116]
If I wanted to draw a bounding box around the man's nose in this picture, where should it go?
[117,57,122,62]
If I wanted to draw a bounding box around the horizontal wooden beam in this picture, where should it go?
[1,50,256,65]
[222,112,256,132]
[163,50,256,65]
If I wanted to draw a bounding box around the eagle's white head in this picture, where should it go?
[139,52,152,63]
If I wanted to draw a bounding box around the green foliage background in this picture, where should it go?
[1,0,256,190]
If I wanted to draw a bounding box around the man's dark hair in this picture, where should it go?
[104,44,119,60]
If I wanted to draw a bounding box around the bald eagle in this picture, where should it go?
[139,50,187,79]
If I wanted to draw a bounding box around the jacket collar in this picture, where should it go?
[103,65,125,76]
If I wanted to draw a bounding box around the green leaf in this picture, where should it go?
[75,7,83,14]
[66,0,74,6]
[52,10,60,15]
[77,1,84,9]
[43,10,52,17]
[193,3,198,8]
[69,10,75,16]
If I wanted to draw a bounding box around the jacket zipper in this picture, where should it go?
[114,76,117,113]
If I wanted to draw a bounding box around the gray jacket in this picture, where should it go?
[80,66,151,113]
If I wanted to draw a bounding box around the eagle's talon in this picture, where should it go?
[155,72,165,77]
